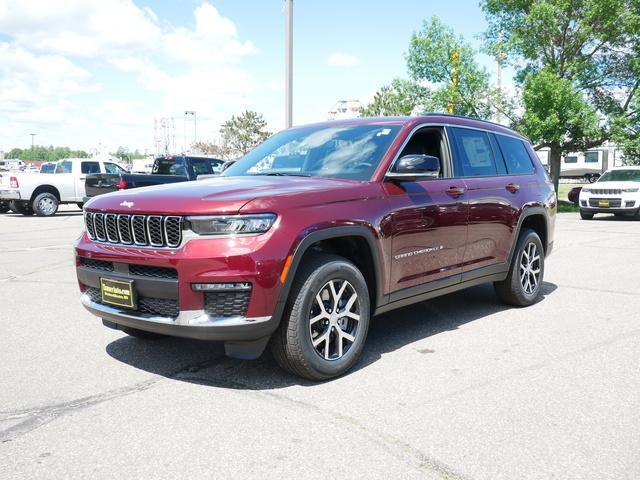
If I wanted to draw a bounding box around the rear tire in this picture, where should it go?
[494,229,545,307]
[580,210,594,220]
[271,253,371,380]
[9,200,33,216]
[32,192,59,216]
[121,326,165,340]
[0,201,9,213]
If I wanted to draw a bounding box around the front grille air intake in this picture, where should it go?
[85,212,182,248]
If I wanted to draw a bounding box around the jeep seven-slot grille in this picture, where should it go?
[589,188,622,195]
[85,212,182,248]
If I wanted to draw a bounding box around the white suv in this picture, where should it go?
[579,166,640,220]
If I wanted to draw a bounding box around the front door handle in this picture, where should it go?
[505,183,520,193]
[445,186,465,198]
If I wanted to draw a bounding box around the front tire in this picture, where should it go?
[494,229,545,307]
[580,210,594,220]
[271,253,371,380]
[32,192,59,216]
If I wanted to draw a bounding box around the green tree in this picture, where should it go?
[406,16,493,118]
[220,111,271,157]
[192,141,231,159]
[483,0,640,192]
[360,79,432,117]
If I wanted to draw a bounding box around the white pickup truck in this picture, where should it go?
[0,158,126,216]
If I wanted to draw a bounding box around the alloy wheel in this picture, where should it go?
[519,242,541,294]
[308,279,360,361]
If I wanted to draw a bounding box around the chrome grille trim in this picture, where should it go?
[147,215,164,247]
[132,215,147,245]
[105,214,119,243]
[164,216,182,248]
[94,213,107,241]
[84,212,184,249]
[117,214,133,244]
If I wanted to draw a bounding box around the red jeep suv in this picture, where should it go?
[76,115,556,380]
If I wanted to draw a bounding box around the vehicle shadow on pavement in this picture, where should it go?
[106,281,558,389]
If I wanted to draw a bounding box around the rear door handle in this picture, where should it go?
[445,186,465,198]
[505,183,520,193]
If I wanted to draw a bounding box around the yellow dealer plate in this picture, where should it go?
[100,278,136,309]
[598,200,610,207]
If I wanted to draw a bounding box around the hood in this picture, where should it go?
[586,181,640,190]
[84,175,378,215]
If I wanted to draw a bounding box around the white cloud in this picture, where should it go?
[327,52,359,67]
[0,1,261,151]
[0,0,160,57]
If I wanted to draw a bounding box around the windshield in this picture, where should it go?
[598,169,640,182]
[224,124,401,181]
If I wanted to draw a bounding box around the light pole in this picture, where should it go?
[29,133,36,151]
[184,111,196,151]
[285,0,293,128]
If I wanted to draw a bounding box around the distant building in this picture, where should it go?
[328,100,363,120]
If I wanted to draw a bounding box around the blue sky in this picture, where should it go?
[0,0,510,153]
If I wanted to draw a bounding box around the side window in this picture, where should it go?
[81,162,100,174]
[396,127,446,177]
[564,156,578,164]
[450,127,497,177]
[585,151,598,163]
[55,161,72,174]
[104,162,124,174]
[495,135,535,174]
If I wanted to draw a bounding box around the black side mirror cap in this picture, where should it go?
[386,154,440,182]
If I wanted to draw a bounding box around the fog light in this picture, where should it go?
[581,200,587,207]
[625,201,635,207]
[191,282,251,292]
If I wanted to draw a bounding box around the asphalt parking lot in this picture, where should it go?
[1,206,639,480]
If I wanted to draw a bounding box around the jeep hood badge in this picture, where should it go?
[120,201,134,209]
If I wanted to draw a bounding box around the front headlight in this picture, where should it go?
[186,213,277,235]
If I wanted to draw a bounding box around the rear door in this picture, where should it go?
[75,160,101,200]
[384,126,468,300]
[448,127,519,274]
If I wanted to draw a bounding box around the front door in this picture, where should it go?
[382,127,468,301]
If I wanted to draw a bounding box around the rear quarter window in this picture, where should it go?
[496,135,535,174]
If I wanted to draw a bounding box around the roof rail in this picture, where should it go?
[420,112,511,130]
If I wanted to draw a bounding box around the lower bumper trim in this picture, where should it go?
[81,294,277,341]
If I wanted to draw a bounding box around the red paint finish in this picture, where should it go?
[76,114,555,324]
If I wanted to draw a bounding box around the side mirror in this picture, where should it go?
[386,154,440,181]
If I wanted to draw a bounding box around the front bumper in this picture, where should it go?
[0,189,20,200]
[80,293,276,342]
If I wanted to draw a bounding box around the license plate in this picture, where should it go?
[100,278,136,309]
[598,200,610,207]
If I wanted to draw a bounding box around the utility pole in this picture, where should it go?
[185,111,196,150]
[447,50,460,114]
[29,133,36,151]
[285,0,293,128]
[496,31,505,124]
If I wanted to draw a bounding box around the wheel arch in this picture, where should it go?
[30,185,61,202]
[509,207,550,263]
[274,226,386,323]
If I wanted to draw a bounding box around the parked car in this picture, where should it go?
[568,186,582,205]
[76,114,556,380]
[84,155,225,200]
[0,174,9,213]
[578,167,640,220]
[0,158,125,216]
